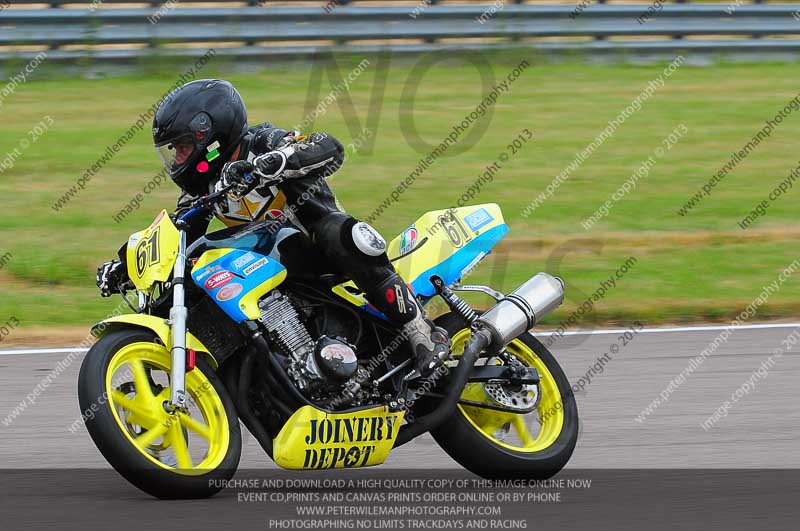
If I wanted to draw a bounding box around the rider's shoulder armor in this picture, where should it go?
[247,122,293,155]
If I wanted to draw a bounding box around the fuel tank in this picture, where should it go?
[187,219,332,279]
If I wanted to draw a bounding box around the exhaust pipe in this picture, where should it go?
[395,273,563,446]
[477,272,564,347]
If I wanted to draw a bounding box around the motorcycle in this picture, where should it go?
[78,182,579,499]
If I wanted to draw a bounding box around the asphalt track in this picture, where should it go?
[1,326,798,529]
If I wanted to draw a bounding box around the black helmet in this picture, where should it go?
[153,79,248,196]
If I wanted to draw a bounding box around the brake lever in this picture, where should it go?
[118,283,139,313]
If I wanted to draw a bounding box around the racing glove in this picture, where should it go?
[218,160,257,200]
[96,259,127,297]
[218,152,288,200]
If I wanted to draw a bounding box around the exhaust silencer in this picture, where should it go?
[477,272,564,347]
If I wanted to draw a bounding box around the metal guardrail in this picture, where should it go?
[4,0,555,4]
[1,3,800,63]
[4,0,530,5]
[0,0,770,5]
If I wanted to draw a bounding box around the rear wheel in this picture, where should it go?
[431,313,578,478]
[78,329,241,499]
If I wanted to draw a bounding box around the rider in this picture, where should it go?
[96,79,449,377]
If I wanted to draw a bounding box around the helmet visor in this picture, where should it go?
[156,135,196,176]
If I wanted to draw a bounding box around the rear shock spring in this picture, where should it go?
[431,277,527,375]
[430,275,478,325]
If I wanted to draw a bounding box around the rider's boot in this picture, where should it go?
[367,273,451,378]
[402,313,451,379]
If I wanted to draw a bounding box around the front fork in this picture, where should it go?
[168,230,189,410]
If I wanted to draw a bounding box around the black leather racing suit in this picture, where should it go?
[176,122,426,332]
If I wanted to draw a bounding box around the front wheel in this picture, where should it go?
[78,329,241,499]
[431,313,578,479]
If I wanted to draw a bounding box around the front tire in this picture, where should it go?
[78,329,241,499]
[431,313,578,479]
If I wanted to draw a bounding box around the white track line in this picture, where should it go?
[536,322,800,337]
[0,347,90,356]
[2,322,799,356]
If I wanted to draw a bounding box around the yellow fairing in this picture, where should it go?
[192,248,287,321]
[126,210,181,291]
[237,272,287,320]
[387,203,505,287]
[192,248,235,270]
[273,405,405,470]
[91,314,217,369]
[331,281,369,308]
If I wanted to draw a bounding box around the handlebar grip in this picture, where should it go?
[179,206,207,222]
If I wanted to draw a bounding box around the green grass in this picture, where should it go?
[2,54,800,331]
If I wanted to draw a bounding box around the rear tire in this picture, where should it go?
[78,329,241,499]
[431,313,578,479]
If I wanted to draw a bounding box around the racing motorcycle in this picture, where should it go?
[78,183,579,499]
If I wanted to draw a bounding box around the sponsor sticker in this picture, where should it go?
[267,209,284,220]
[399,226,418,256]
[301,415,400,470]
[205,270,234,290]
[232,251,257,270]
[464,208,494,232]
[243,257,269,276]
[194,264,220,281]
[216,283,243,302]
[149,210,166,229]
[205,140,221,162]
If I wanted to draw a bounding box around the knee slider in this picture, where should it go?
[312,213,388,270]
[351,221,387,257]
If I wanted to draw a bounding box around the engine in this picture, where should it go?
[258,291,370,409]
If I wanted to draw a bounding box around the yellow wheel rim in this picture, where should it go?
[453,329,565,453]
[105,342,230,475]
